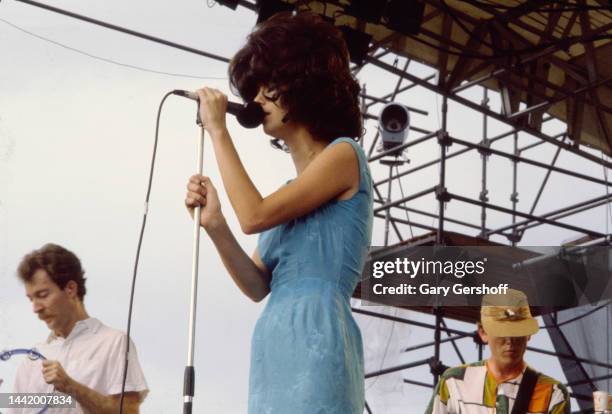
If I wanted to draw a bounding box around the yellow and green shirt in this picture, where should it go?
[425,361,570,414]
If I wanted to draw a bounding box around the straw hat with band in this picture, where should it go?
[480,289,539,337]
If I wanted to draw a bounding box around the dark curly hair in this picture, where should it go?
[17,243,87,301]
[229,12,362,143]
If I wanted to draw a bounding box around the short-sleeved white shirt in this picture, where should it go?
[11,318,148,413]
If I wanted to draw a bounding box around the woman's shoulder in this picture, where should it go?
[326,137,366,164]
[324,137,371,201]
[328,137,362,149]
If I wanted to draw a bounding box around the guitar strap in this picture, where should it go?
[511,367,539,414]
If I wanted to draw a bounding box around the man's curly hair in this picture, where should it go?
[229,12,362,143]
[18,243,87,301]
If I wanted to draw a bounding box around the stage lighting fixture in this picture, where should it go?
[339,25,372,65]
[216,0,239,10]
[378,102,410,151]
[344,0,387,24]
[385,0,425,35]
[256,0,294,24]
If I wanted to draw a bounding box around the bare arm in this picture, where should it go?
[186,177,271,301]
[73,385,141,414]
[205,215,272,302]
[208,128,358,234]
[41,360,141,414]
[196,87,359,235]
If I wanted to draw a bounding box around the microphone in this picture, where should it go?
[172,90,265,129]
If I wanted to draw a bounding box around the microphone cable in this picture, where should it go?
[118,91,175,414]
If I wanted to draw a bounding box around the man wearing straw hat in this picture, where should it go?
[425,289,570,414]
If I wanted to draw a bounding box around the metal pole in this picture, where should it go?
[541,314,599,393]
[360,84,366,149]
[369,131,437,162]
[366,74,437,109]
[362,93,428,115]
[372,201,496,232]
[403,333,472,353]
[351,307,470,336]
[524,145,563,218]
[365,57,612,169]
[433,311,442,385]
[372,129,529,189]
[373,213,437,232]
[479,88,490,238]
[487,193,612,236]
[437,96,449,244]
[183,127,205,414]
[511,132,519,245]
[373,186,403,241]
[373,186,437,214]
[448,193,606,238]
[365,358,430,378]
[403,378,435,388]
[441,318,465,365]
[525,347,612,369]
[446,136,612,187]
[384,163,393,246]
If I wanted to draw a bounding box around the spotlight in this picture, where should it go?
[344,0,387,24]
[216,0,239,10]
[256,0,294,24]
[384,0,425,35]
[339,25,372,65]
[378,102,410,151]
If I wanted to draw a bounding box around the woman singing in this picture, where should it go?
[185,12,373,413]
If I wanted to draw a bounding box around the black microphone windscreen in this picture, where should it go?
[237,101,265,129]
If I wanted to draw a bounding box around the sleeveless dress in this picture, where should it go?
[249,137,373,414]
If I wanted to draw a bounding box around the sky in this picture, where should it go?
[0,1,610,412]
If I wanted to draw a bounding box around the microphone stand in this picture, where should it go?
[183,109,205,414]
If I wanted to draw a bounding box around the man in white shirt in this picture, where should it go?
[11,243,148,414]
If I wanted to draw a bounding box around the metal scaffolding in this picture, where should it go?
[331,1,612,412]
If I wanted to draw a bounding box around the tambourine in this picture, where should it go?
[0,348,46,362]
[0,348,48,414]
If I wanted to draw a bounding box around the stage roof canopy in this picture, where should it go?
[295,0,612,156]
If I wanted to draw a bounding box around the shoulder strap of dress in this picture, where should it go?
[329,137,370,193]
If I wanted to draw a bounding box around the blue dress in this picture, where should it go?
[250,137,373,414]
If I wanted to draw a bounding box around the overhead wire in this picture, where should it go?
[540,300,612,329]
[0,18,227,80]
[10,0,231,63]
